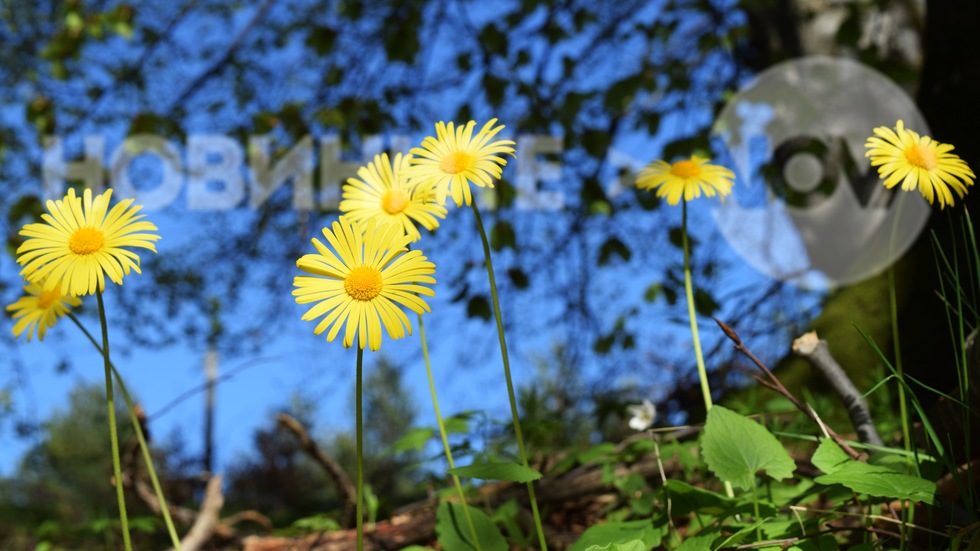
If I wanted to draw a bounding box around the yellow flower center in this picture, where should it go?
[440,151,475,175]
[344,266,383,301]
[381,188,411,214]
[37,290,61,310]
[904,144,937,170]
[670,160,702,179]
[69,227,105,255]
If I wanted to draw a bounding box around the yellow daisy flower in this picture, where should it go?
[636,155,735,206]
[340,152,447,242]
[293,217,436,351]
[16,187,161,296]
[409,119,516,207]
[6,280,82,342]
[865,119,975,208]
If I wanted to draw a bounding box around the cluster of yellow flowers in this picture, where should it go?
[6,119,975,345]
[293,118,516,351]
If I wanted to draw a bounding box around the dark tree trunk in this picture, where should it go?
[900,0,980,401]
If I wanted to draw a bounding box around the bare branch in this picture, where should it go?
[714,317,862,459]
[277,412,357,529]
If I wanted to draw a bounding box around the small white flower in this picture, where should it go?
[627,399,656,431]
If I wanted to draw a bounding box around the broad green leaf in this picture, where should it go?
[568,520,662,551]
[811,440,936,504]
[811,438,850,474]
[584,540,648,551]
[449,461,542,482]
[436,501,507,551]
[814,462,936,504]
[700,406,795,489]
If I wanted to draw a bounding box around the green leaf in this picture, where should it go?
[491,220,516,251]
[700,406,796,489]
[643,283,662,303]
[811,438,850,474]
[674,526,720,551]
[568,520,662,551]
[693,289,720,317]
[436,501,507,551]
[812,440,936,503]
[390,427,434,454]
[593,333,615,354]
[581,129,611,158]
[664,480,733,516]
[444,413,473,435]
[289,513,341,532]
[449,461,542,482]
[668,226,696,249]
[507,267,529,289]
[478,24,507,56]
[584,540,648,551]
[598,237,631,265]
[814,463,936,504]
[305,25,338,55]
[466,295,491,321]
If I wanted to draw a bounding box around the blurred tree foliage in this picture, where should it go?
[0,383,196,550]
[226,356,422,525]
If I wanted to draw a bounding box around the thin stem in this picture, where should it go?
[470,201,548,550]
[683,202,735,499]
[886,193,912,454]
[682,201,713,412]
[355,346,364,551]
[886,192,913,549]
[67,313,183,550]
[419,314,482,550]
[96,289,133,551]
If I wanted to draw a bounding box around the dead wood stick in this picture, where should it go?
[792,331,884,447]
[277,412,357,528]
[167,474,224,551]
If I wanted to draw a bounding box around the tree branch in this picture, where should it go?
[277,412,357,529]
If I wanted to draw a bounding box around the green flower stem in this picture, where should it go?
[418,314,482,551]
[682,201,713,413]
[470,201,548,551]
[682,201,735,500]
[67,313,183,550]
[95,289,132,551]
[887,266,911,450]
[886,193,911,454]
[355,346,365,551]
[885,192,913,550]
